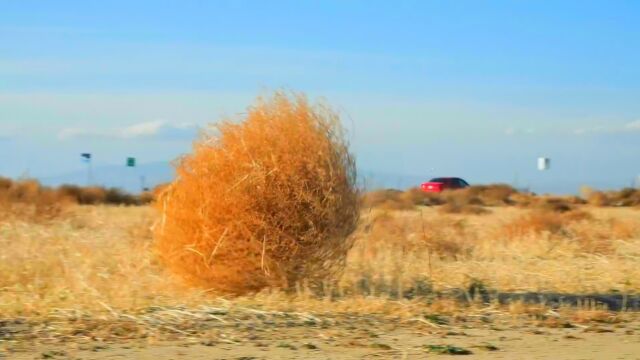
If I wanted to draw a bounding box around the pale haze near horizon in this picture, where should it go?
[1,1,640,193]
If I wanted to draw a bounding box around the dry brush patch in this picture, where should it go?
[362,184,521,214]
[0,178,153,224]
[0,207,184,318]
[154,93,359,295]
[1,206,639,315]
[2,185,640,358]
[341,206,640,295]
[581,186,640,207]
[359,184,640,214]
[0,178,72,222]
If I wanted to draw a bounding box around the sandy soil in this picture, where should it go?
[5,318,639,359]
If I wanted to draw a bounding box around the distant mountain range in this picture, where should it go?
[39,161,429,193]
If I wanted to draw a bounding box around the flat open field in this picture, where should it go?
[2,204,640,359]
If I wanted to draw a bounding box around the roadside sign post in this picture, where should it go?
[81,153,92,185]
[127,157,143,192]
[140,175,147,192]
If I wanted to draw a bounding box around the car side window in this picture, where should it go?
[458,179,469,187]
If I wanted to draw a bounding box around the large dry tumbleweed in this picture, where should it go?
[154,92,359,294]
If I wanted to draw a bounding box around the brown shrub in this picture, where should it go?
[431,184,518,209]
[104,188,140,205]
[561,209,593,222]
[423,218,475,259]
[536,197,574,213]
[565,195,588,205]
[421,192,445,206]
[154,92,360,294]
[580,187,610,206]
[586,191,609,207]
[399,187,430,206]
[0,177,12,191]
[359,210,473,260]
[511,194,583,212]
[58,185,107,204]
[544,209,611,252]
[441,190,482,207]
[138,190,155,204]
[80,186,108,204]
[500,209,591,238]
[464,184,517,206]
[500,205,633,255]
[288,182,640,217]
[581,186,640,207]
[509,192,536,207]
[360,187,437,210]
[361,189,413,210]
[57,184,149,205]
[501,211,562,238]
[0,179,72,222]
[0,179,153,212]
[569,216,640,254]
[608,218,640,239]
[438,202,490,215]
[610,188,640,206]
[436,188,490,215]
[361,184,517,211]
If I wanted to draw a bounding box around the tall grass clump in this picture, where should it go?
[154,92,359,294]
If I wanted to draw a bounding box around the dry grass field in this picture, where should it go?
[1,202,640,359]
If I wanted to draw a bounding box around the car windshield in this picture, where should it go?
[429,178,448,183]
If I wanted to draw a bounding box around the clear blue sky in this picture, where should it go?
[1,0,640,192]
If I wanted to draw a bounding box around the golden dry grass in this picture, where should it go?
[154,92,359,294]
[2,203,639,321]
[346,206,640,295]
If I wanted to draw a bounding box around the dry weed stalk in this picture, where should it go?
[154,92,359,294]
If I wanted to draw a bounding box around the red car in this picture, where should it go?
[421,177,470,193]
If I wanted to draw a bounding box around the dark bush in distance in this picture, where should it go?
[57,185,107,205]
[0,178,71,221]
[0,178,153,209]
[57,184,150,205]
[104,187,141,205]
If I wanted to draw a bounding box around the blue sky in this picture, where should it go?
[1,0,640,192]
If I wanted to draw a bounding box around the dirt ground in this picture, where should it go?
[4,314,640,360]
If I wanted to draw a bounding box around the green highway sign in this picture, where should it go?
[127,157,136,167]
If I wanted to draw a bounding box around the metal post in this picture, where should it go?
[140,175,147,192]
